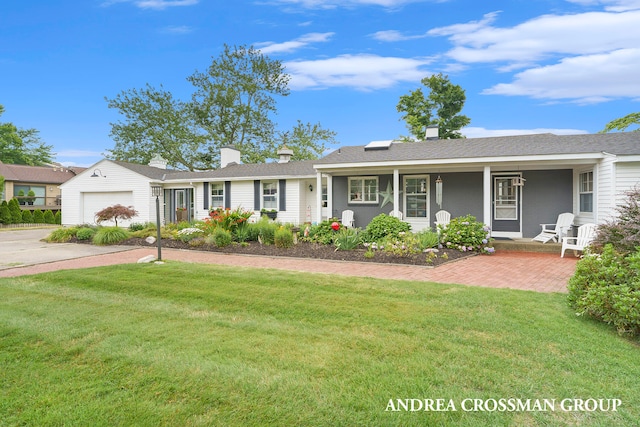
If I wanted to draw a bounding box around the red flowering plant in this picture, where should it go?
[200,207,253,234]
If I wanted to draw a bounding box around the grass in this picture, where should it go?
[1,263,639,426]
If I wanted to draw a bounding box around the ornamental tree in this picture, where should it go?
[95,204,139,227]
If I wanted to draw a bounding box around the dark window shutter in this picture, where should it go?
[279,179,286,211]
[203,182,209,210]
[254,180,261,210]
[224,181,231,209]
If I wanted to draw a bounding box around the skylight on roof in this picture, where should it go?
[364,140,393,150]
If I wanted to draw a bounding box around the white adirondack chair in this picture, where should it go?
[389,210,403,220]
[434,210,451,229]
[561,223,597,258]
[532,212,574,243]
[341,209,355,228]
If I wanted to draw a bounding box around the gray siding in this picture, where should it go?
[522,169,573,237]
[430,172,484,223]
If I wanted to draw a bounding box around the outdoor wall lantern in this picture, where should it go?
[309,184,313,192]
[90,169,106,178]
[151,185,163,261]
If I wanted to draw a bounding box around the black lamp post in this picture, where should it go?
[151,185,162,261]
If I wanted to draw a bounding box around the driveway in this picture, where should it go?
[0,228,133,271]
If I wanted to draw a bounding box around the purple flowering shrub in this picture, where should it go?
[440,214,495,254]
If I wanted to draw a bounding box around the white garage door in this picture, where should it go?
[83,192,134,225]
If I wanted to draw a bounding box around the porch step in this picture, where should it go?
[492,238,562,254]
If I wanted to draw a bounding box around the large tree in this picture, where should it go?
[396,73,470,140]
[0,104,54,165]
[106,45,333,171]
[600,112,640,133]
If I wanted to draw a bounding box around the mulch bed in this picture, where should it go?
[112,238,475,268]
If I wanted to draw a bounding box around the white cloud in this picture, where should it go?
[161,25,194,34]
[257,32,334,54]
[483,48,640,102]
[462,127,588,138]
[370,29,427,42]
[101,0,199,9]
[565,0,640,12]
[431,10,640,65]
[284,54,432,90]
[267,0,427,9]
[427,7,640,103]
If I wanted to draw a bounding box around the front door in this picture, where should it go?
[492,175,522,238]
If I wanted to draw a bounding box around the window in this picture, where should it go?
[404,176,428,218]
[579,171,593,213]
[14,185,45,205]
[210,183,224,209]
[262,181,278,210]
[349,177,378,203]
[322,185,328,208]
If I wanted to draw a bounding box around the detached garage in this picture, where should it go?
[60,158,170,227]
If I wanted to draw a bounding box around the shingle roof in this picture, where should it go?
[0,162,86,184]
[315,132,640,166]
[114,159,316,181]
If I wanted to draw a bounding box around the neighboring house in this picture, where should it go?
[60,132,640,238]
[0,161,84,212]
[60,147,326,227]
[313,132,640,237]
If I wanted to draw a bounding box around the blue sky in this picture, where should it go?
[2,0,639,167]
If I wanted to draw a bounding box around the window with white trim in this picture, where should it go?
[262,181,278,210]
[210,183,224,209]
[579,171,593,213]
[404,176,428,218]
[349,177,378,203]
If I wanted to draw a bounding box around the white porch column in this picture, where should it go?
[483,166,491,229]
[316,172,323,224]
[326,174,333,221]
[393,169,400,215]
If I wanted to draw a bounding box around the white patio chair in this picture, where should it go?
[532,212,574,243]
[561,223,597,258]
[389,210,403,220]
[434,210,451,229]
[341,209,355,228]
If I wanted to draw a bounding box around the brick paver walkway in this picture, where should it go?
[0,247,577,293]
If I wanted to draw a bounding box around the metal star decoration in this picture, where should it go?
[379,181,400,208]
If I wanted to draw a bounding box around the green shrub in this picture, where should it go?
[45,227,78,243]
[211,228,233,248]
[0,202,11,224]
[274,227,294,248]
[440,214,494,254]
[592,187,640,255]
[568,244,640,336]
[32,209,44,224]
[9,199,22,224]
[363,214,411,243]
[233,223,252,242]
[93,227,130,245]
[415,229,440,250]
[334,228,362,251]
[76,227,96,241]
[43,210,56,224]
[176,227,204,243]
[305,218,342,245]
[21,210,33,223]
[256,217,278,245]
[54,211,61,224]
[129,222,147,232]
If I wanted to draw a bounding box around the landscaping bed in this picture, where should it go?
[115,237,474,267]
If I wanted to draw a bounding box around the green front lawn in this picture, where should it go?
[1,263,638,426]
